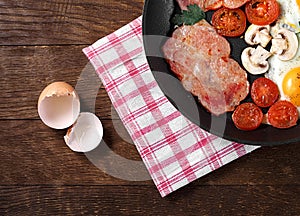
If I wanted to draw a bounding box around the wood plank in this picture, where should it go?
[2,0,299,214]
[0,0,144,45]
[1,185,299,215]
[0,45,114,119]
[0,120,299,185]
[0,119,147,185]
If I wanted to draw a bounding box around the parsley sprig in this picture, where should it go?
[172,4,206,26]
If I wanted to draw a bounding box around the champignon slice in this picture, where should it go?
[244,24,272,48]
[270,28,299,61]
[270,38,288,55]
[241,46,272,75]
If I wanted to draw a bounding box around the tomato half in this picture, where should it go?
[212,7,247,37]
[251,77,279,108]
[205,1,223,11]
[232,102,263,131]
[267,100,298,129]
[245,0,280,25]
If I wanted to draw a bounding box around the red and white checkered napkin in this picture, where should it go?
[83,16,259,197]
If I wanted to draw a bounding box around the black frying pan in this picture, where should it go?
[142,0,300,146]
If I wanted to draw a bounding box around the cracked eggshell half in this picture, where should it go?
[64,112,103,152]
[38,82,80,129]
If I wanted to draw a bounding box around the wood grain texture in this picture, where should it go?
[0,120,299,186]
[1,0,299,214]
[0,45,114,119]
[0,0,144,45]
[0,119,146,185]
[1,185,299,215]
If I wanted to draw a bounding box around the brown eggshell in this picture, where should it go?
[38,82,80,129]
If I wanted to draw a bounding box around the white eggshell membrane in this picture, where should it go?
[38,82,80,129]
[64,112,103,152]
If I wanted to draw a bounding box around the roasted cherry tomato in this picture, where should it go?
[251,77,279,108]
[212,7,247,37]
[267,100,298,129]
[205,1,223,11]
[245,0,280,25]
[232,102,263,131]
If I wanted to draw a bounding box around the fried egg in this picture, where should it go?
[272,0,300,33]
[265,0,300,116]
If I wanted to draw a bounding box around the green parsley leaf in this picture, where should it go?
[172,4,205,26]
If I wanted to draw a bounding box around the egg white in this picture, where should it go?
[272,0,300,34]
[265,0,300,115]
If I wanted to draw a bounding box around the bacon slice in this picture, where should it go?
[162,20,249,115]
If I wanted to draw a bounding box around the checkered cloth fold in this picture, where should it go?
[83,16,259,197]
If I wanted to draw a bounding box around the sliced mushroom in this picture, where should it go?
[270,28,299,61]
[244,24,272,48]
[270,38,288,55]
[241,46,272,75]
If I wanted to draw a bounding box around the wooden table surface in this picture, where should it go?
[1,0,299,215]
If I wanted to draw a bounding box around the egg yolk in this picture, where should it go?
[282,67,300,106]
